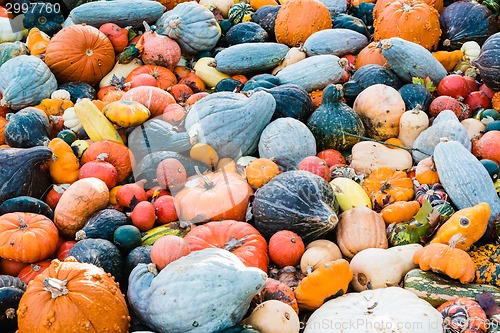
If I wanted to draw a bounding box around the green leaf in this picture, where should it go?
[414,199,433,224]
[412,76,436,93]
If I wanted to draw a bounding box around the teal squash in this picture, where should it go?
[67,238,124,282]
[0,42,29,67]
[258,117,317,170]
[156,1,220,55]
[332,14,370,38]
[0,275,26,333]
[184,91,276,159]
[0,55,57,111]
[75,208,129,242]
[214,42,289,75]
[433,140,500,242]
[113,225,142,253]
[255,84,313,122]
[69,0,165,28]
[215,78,244,92]
[303,28,368,57]
[252,170,339,242]
[23,3,64,35]
[127,248,267,333]
[472,32,500,90]
[0,196,53,220]
[58,82,96,103]
[125,245,152,278]
[217,325,261,333]
[4,107,50,148]
[307,84,365,151]
[0,146,53,204]
[228,3,254,24]
[377,37,447,85]
[250,5,280,40]
[241,74,280,91]
[225,22,269,45]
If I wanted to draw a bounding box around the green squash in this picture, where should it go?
[58,82,96,103]
[307,84,365,151]
[113,225,142,253]
[125,245,152,278]
[0,41,29,67]
[225,22,268,45]
[0,276,26,333]
[255,84,313,122]
[0,196,53,220]
[75,208,129,242]
[228,3,254,24]
[4,107,50,148]
[23,3,64,36]
[250,5,280,40]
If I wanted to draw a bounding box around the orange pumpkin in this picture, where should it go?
[373,0,443,16]
[150,235,191,270]
[245,158,281,188]
[355,42,389,69]
[35,98,74,117]
[363,167,415,209]
[125,65,177,90]
[309,90,323,110]
[0,213,59,263]
[45,24,116,86]
[250,0,279,9]
[0,258,29,276]
[26,28,51,56]
[18,260,51,283]
[17,257,130,332]
[175,171,253,223]
[268,230,305,267]
[274,0,332,47]
[415,157,440,185]
[373,0,442,51]
[380,200,421,224]
[121,86,176,117]
[253,278,299,315]
[47,138,80,185]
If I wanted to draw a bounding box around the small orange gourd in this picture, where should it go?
[415,157,440,185]
[380,200,421,224]
[432,50,465,71]
[362,167,415,209]
[35,98,74,117]
[245,158,281,188]
[47,138,80,184]
[26,28,50,56]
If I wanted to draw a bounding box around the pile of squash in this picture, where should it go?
[1,0,500,331]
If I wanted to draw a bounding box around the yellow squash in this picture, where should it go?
[430,202,491,251]
[329,177,372,211]
[74,98,124,144]
[103,100,150,127]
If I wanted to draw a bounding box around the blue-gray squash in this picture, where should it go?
[156,1,220,55]
[255,84,313,122]
[225,22,269,45]
[303,28,368,57]
[127,248,267,333]
[185,91,276,159]
[0,55,57,110]
[258,117,316,170]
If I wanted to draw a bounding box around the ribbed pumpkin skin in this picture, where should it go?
[274,0,332,47]
[0,55,57,111]
[303,28,368,57]
[373,0,443,18]
[184,91,276,159]
[439,1,499,51]
[156,2,220,55]
[127,249,267,333]
[377,37,447,85]
[433,140,500,241]
[45,25,115,86]
[307,84,365,151]
[374,0,441,51]
[472,32,500,91]
[258,117,317,170]
[17,258,130,333]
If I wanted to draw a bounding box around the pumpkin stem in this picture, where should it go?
[169,18,181,29]
[357,273,368,286]
[75,230,87,241]
[18,218,28,230]
[5,308,16,319]
[380,181,392,192]
[96,153,109,161]
[147,263,159,276]
[194,166,214,189]
[224,236,250,251]
[43,278,69,299]
[142,21,152,33]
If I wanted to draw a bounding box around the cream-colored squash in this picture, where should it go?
[194,57,230,88]
[461,118,486,140]
[300,243,342,274]
[272,46,307,75]
[461,41,480,61]
[330,177,372,211]
[99,58,143,88]
[349,141,413,175]
[398,109,429,148]
[350,244,422,291]
[243,300,300,333]
[199,0,234,17]
[0,18,24,43]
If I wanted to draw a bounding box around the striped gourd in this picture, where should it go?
[276,55,346,92]
[433,139,500,241]
[141,224,190,245]
[214,43,289,75]
[378,37,447,85]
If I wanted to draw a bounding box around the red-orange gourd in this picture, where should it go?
[269,230,305,267]
[150,235,191,270]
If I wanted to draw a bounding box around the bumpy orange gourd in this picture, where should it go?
[45,24,115,86]
[0,213,59,263]
[415,157,440,185]
[47,138,80,184]
[380,200,421,224]
[373,0,442,51]
[254,278,299,315]
[26,28,50,56]
[246,158,281,188]
[294,259,352,311]
[17,257,130,332]
[413,243,476,284]
[430,202,490,251]
[274,0,332,47]
[373,0,443,17]
[36,98,74,117]
[363,167,414,208]
[103,100,151,127]
[432,50,465,71]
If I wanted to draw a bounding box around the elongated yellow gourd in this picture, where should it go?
[74,98,123,144]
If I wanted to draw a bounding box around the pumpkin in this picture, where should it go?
[127,249,267,332]
[189,143,219,169]
[398,108,429,148]
[78,155,118,189]
[53,178,109,238]
[245,158,281,188]
[35,98,73,118]
[469,244,500,287]
[380,200,421,224]
[362,167,414,209]
[294,259,352,311]
[349,141,413,175]
[398,84,433,112]
[47,138,80,185]
[350,244,422,292]
[17,257,130,332]
[26,28,50,57]
[300,240,342,274]
[252,278,299,315]
[432,50,464,71]
[473,129,500,165]
[243,300,300,333]
[45,24,115,86]
[472,32,500,91]
[438,297,487,333]
[415,157,439,185]
[121,86,176,118]
[81,140,134,184]
[252,170,339,242]
[274,0,332,47]
[125,65,177,91]
[373,0,441,51]
[102,100,150,128]
[268,230,304,267]
[354,41,388,69]
[0,212,58,263]
[75,208,129,242]
[155,1,221,55]
[184,220,268,272]
[303,287,443,333]
[430,202,490,251]
[352,84,405,140]
[413,243,476,283]
[335,206,388,258]
[140,22,181,71]
[175,171,253,223]
[150,235,190,270]
[17,260,51,284]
